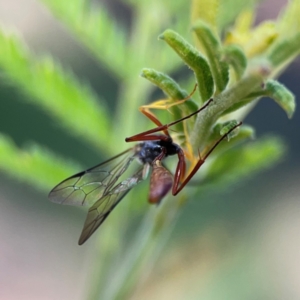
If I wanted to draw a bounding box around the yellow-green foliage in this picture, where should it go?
[0,1,298,299]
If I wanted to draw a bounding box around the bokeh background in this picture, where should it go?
[0,0,299,299]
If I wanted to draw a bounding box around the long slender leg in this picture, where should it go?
[174,148,186,184]
[126,98,213,142]
[172,122,242,196]
[138,84,198,136]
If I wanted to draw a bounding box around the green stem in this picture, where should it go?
[85,209,128,300]
[101,195,184,300]
[190,73,264,152]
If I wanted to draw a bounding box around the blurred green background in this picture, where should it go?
[0,0,299,299]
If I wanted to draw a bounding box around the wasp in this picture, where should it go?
[49,98,241,244]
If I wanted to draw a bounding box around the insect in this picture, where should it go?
[49,98,241,245]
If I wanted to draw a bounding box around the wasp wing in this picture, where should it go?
[78,168,145,245]
[48,148,136,207]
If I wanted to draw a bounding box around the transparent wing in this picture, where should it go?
[78,168,145,245]
[48,148,136,207]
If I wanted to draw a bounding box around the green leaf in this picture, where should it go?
[190,0,219,29]
[193,20,229,93]
[0,134,80,191]
[141,68,190,100]
[40,0,130,78]
[264,80,296,118]
[201,136,286,188]
[205,123,255,159]
[141,68,198,112]
[190,73,264,151]
[140,68,199,134]
[278,0,300,38]
[266,32,300,70]
[0,30,111,153]
[221,79,296,118]
[219,120,240,138]
[222,44,247,80]
[217,0,261,30]
[220,96,256,116]
[159,29,214,102]
[212,123,254,141]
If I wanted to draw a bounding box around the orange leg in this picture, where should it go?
[126,99,213,142]
[138,84,198,136]
[172,122,242,195]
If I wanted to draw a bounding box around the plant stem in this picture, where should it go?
[190,73,264,152]
[100,194,185,300]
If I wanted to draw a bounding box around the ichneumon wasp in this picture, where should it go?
[49,98,241,245]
